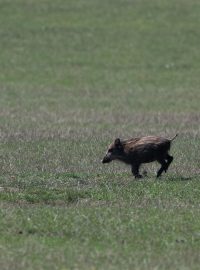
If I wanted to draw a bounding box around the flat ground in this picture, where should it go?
[0,0,200,269]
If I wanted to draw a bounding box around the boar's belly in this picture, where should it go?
[133,145,163,163]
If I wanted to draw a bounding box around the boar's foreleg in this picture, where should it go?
[131,164,142,179]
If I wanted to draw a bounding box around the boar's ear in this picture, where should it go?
[114,138,122,148]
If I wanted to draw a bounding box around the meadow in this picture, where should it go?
[0,0,200,269]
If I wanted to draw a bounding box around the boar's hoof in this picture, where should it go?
[135,174,143,179]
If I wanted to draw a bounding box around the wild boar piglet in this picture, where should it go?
[102,135,178,178]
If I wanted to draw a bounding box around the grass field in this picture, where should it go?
[0,0,200,269]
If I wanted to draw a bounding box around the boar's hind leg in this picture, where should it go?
[165,154,173,171]
[157,158,168,177]
[157,154,173,177]
[131,164,142,179]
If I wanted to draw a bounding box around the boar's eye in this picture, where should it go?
[108,149,113,153]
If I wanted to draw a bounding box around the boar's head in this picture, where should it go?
[102,138,124,163]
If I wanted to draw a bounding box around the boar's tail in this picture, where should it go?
[170,134,178,141]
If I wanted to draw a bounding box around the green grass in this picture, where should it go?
[0,0,200,269]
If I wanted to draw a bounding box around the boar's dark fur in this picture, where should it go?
[102,135,178,178]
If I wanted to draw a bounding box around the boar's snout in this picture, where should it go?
[102,155,112,164]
